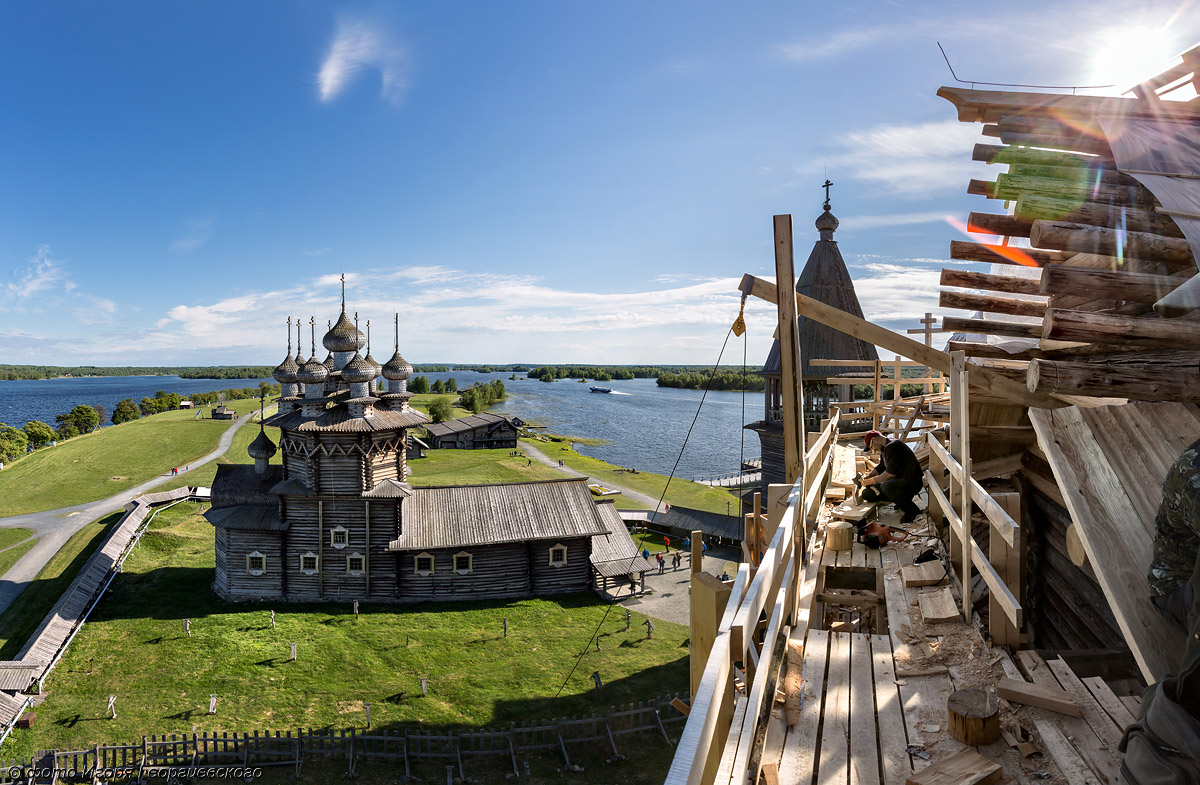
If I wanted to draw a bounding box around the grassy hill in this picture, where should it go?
[0,401,260,517]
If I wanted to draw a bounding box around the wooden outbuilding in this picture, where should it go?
[423,412,519,449]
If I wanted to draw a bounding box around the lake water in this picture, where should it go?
[0,372,763,480]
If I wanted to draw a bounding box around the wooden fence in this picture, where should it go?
[665,414,839,785]
[0,695,685,782]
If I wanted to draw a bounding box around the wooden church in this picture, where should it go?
[746,196,878,487]
[206,294,648,602]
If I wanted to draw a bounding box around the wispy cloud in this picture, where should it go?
[773,26,896,63]
[169,215,216,253]
[317,17,408,104]
[837,211,952,231]
[2,246,71,304]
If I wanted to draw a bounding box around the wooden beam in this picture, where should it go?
[949,240,1057,267]
[1027,359,1200,402]
[1039,265,1189,303]
[1031,220,1194,265]
[1043,308,1200,350]
[773,215,804,485]
[939,85,1200,125]
[940,268,1042,296]
[972,142,1110,168]
[941,317,1043,339]
[970,425,1037,444]
[995,677,1082,717]
[995,174,1150,207]
[1008,162,1131,187]
[939,290,1046,318]
[998,114,1105,140]
[996,131,1114,158]
[945,341,1043,361]
[967,211,1033,238]
[1016,194,1184,238]
[738,274,1065,409]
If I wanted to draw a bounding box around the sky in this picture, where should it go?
[2,0,1199,367]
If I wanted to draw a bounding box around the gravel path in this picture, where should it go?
[520,441,667,512]
[0,413,252,616]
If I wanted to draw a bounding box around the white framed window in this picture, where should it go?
[549,543,568,568]
[347,553,365,575]
[414,552,435,576]
[300,552,319,575]
[453,551,473,574]
[330,525,348,549]
[246,551,266,576]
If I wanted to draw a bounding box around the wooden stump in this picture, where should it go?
[947,688,1000,746]
[826,521,855,552]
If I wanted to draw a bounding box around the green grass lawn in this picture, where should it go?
[0,409,247,517]
[408,447,566,486]
[8,505,688,755]
[523,439,739,516]
[0,528,34,551]
[0,513,121,660]
[408,392,471,420]
[152,418,282,494]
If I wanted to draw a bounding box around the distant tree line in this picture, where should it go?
[0,383,281,465]
[526,365,753,383]
[0,365,276,381]
[656,371,766,391]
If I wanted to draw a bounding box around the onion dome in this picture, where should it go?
[815,205,839,234]
[323,309,364,352]
[322,352,336,372]
[297,355,329,386]
[382,350,413,381]
[365,351,382,375]
[273,352,298,385]
[295,348,307,368]
[247,427,277,461]
[341,351,377,384]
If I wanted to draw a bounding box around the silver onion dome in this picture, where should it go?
[382,350,413,381]
[323,309,364,353]
[341,351,377,384]
[247,428,278,461]
[273,352,298,385]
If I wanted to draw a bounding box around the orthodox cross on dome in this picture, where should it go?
[310,316,317,356]
[394,313,399,351]
[822,178,833,210]
[340,273,346,310]
[366,319,372,353]
[286,316,292,352]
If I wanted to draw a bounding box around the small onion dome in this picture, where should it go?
[323,310,365,352]
[297,356,330,386]
[815,206,839,233]
[365,352,382,376]
[322,352,336,372]
[273,352,299,384]
[341,351,377,384]
[294,348,307,369]
[382,350,413,381]
[247,428,277,461]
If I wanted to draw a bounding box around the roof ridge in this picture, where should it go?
[413,476,586,490]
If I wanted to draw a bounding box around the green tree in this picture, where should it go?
[539,372,554,383]
[112,398,140,425]
[139,397,163,417]
[0,424,29,462]
[408,376,429,394]
[91,404,108,426]
[55,424,79,441]
[432,379,446,394]
[428,398,453,423]
[23,420,56,448]
[56,404,100,434]
[446,377,458,392]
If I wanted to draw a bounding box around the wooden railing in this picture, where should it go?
[664,413,839,785]
[922,352,1024,645]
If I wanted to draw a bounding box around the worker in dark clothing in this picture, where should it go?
[1121,436,1200,784]
[858,430,922,524]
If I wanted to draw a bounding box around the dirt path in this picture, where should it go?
[520,441,667,512]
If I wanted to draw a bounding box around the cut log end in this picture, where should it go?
[825,522,855,552]
[947,688,1001,746]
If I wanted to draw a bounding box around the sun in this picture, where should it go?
[1087,24,1182,92]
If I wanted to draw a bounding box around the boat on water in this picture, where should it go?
[589,386,613,393]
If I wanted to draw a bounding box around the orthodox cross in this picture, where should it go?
[822,178,833,209]
[340,273,346,309]
[905,312,939,347]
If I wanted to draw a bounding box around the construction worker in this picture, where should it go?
[859,430,922,524]
[1123,436,1200,783]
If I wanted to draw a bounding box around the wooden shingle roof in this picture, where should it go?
[265,404,428,433]
[388,478,608,551]
[590,502,654,577]
[423,412,513,438]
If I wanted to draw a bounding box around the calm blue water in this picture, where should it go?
[0,372,762,479]
[0,376,271,429]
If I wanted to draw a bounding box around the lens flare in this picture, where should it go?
[946,216,1040,267]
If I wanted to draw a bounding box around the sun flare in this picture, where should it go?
[1087,24,1182,90]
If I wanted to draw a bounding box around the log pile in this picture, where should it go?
[935,86,1200,403]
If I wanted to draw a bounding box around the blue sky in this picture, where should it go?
[2,1,1198,366]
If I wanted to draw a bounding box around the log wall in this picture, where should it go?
[218,530,285,600]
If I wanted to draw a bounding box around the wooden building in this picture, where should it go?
[423,412,519,449]
[746,202,877,488]
[208,295,643,603]
[210,404,235,420]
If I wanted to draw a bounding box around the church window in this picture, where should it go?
[454,552,473,574]
[549,544,568,568]
[300,552,319,575]
[246,552,266,576]
[330,526,348,549]
[347,553,365,575]
[415,553,434,576]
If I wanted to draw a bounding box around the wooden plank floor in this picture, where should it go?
[766,511,1128,785]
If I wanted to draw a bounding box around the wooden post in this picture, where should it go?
[291,642,297,661]
[952,351,972,623]
[184,619,191,638]
[690,529,703,574]
[208,695,217,715]
[893,356,902,401]
[689,572,732,699]
[353,600,359,619]
[365,703,371,729]
[503,617,508,637]
[947,689,1000,745]
[420,677,428,696]
[772,215,805,485]
[270,610,275,629]
[107,695,117,719]
[992,492,1023,646]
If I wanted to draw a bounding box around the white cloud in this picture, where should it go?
[773,26,896,63]
[2,246,71,304]
[837,211,953,231]
[169,215,216,253]
[317,17,408,104]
